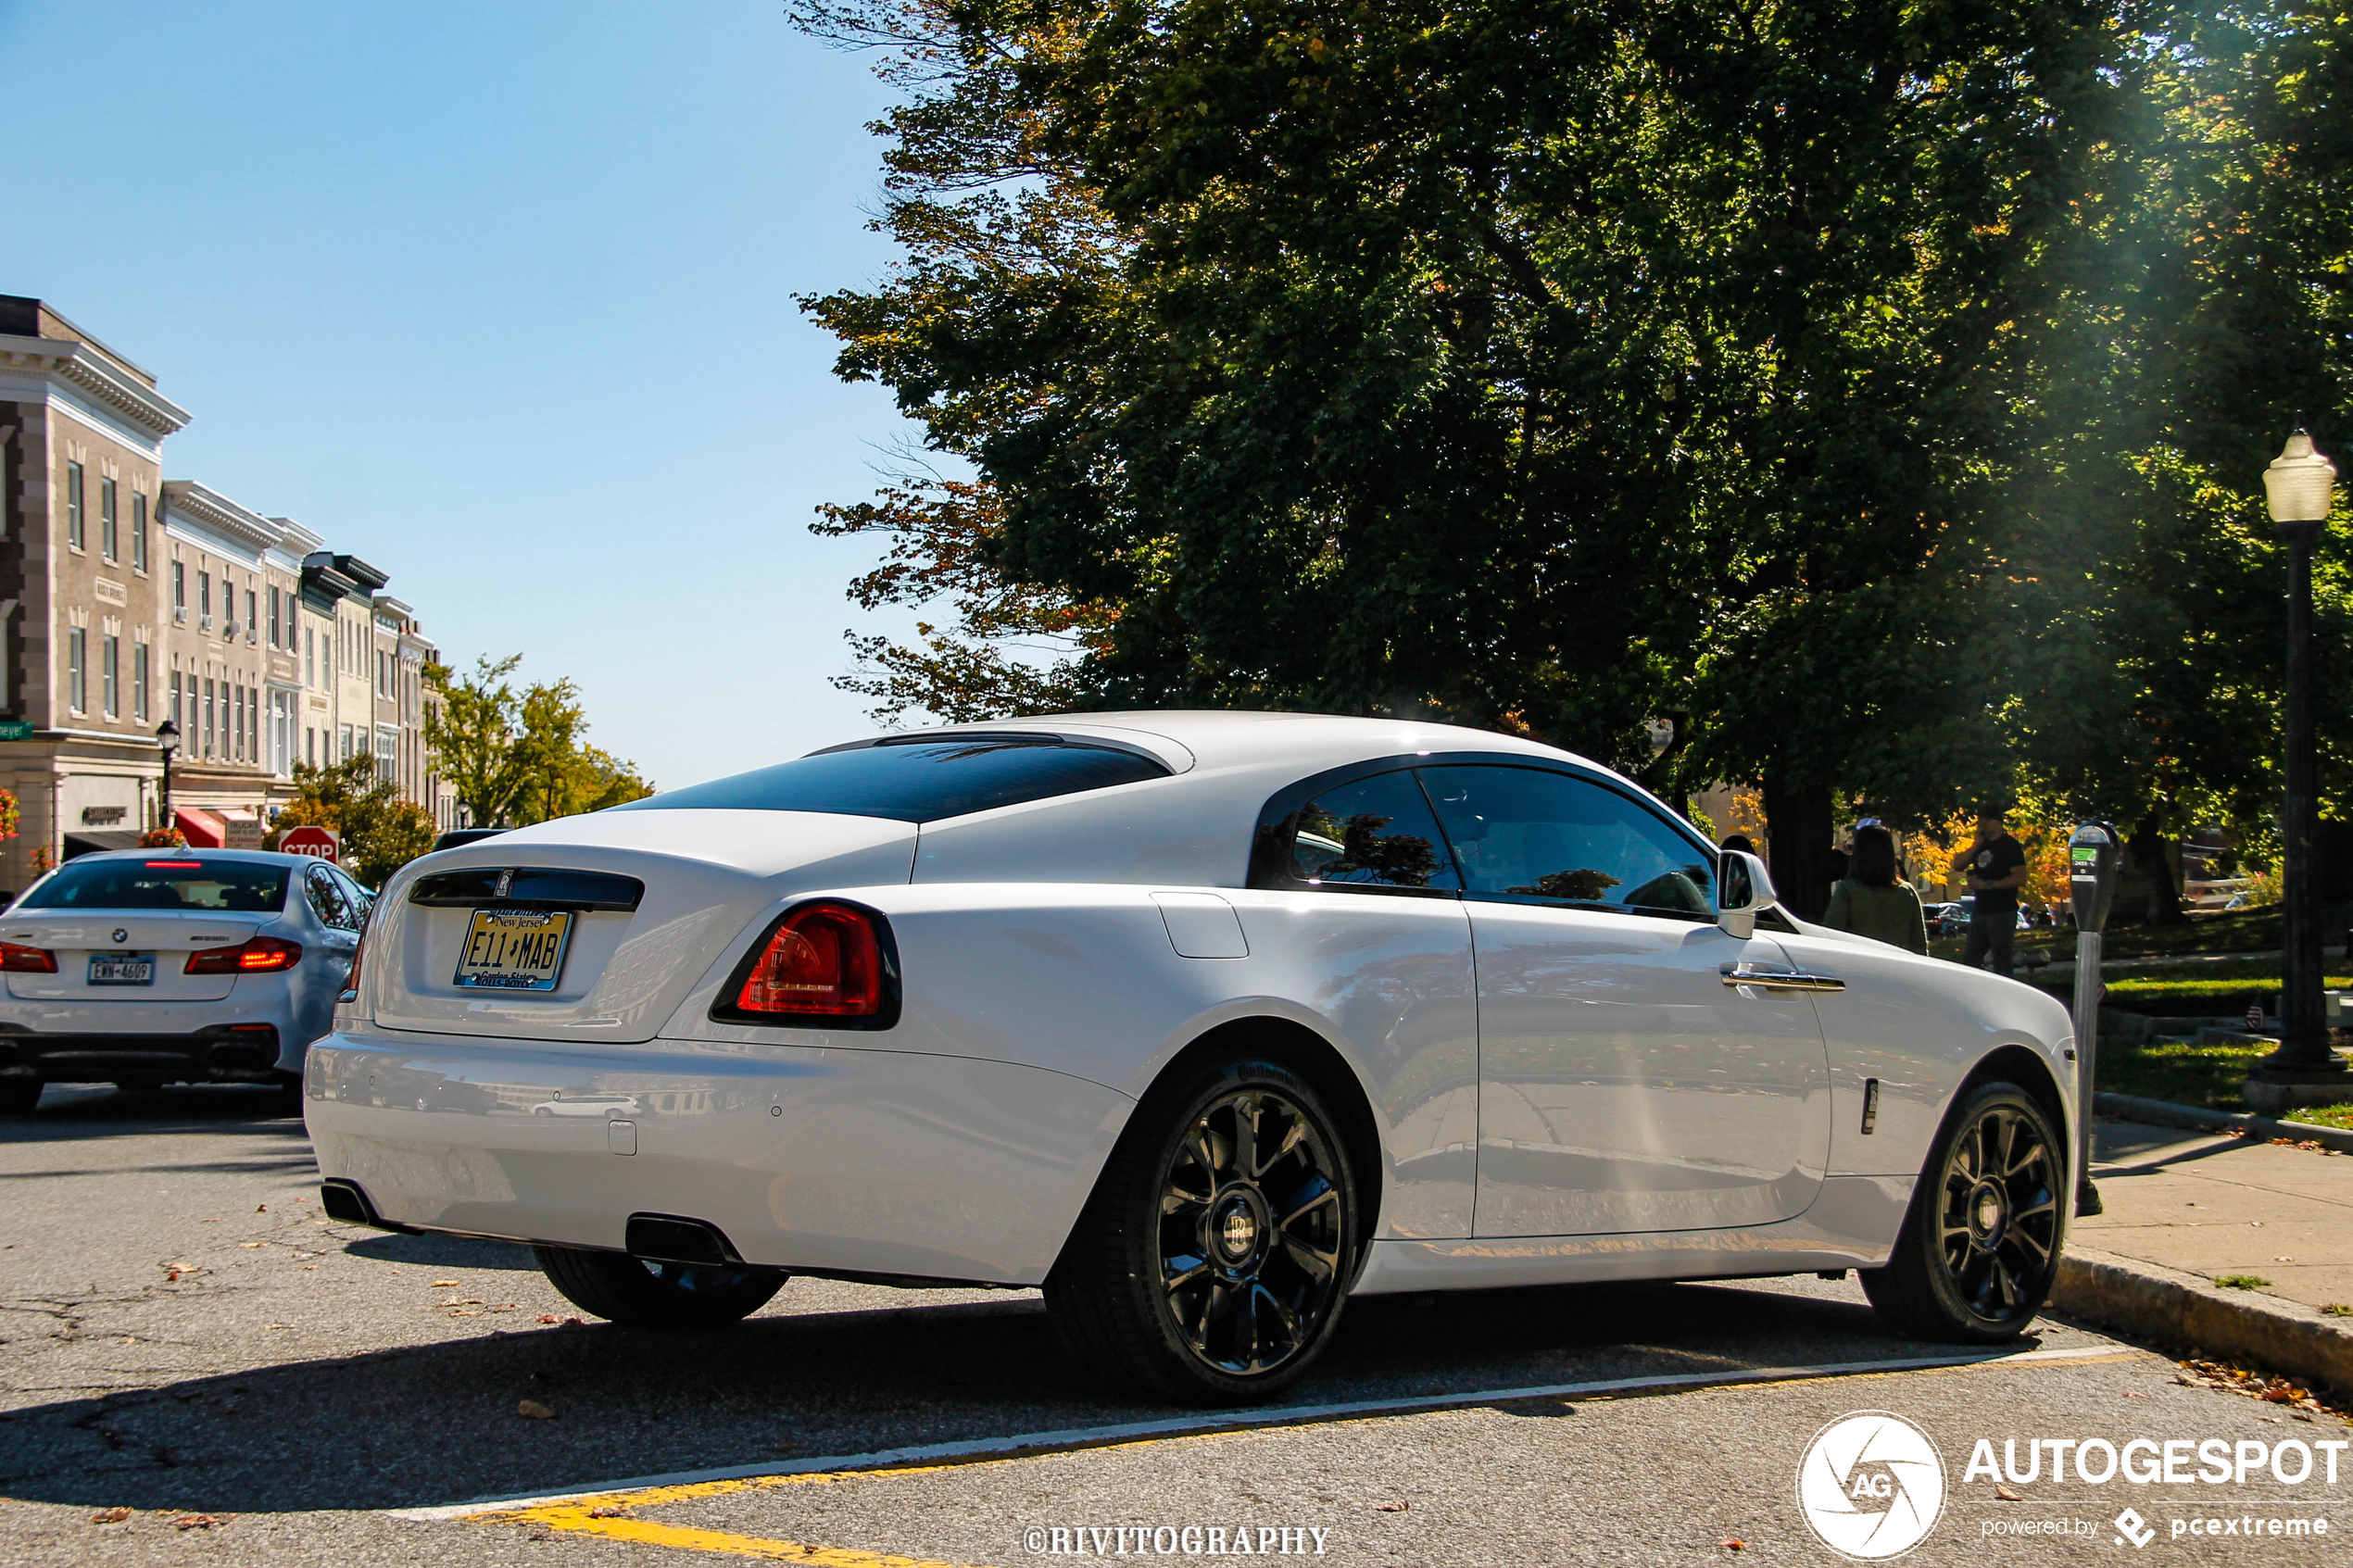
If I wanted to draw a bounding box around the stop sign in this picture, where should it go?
[278,825,339,862]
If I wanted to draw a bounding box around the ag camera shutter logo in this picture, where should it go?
[1796,1411,1947,1560]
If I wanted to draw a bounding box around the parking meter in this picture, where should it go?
[2068,822,2121,1217]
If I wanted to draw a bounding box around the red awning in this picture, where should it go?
[175,807,225,847]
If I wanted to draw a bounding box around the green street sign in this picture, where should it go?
[0,721,33,741]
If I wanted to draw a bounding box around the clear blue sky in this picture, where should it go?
[0,0,935,789]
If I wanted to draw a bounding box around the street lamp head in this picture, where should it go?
[2264,429,2337,525]
[153,719,180,754]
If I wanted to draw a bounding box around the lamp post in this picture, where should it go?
[153,720,180,835]
[2250,429,2344,1101]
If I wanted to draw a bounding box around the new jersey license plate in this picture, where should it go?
[88,953,154,986]
[454,908,573,992]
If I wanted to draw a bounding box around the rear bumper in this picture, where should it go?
[0,1022,285,1082]
[303,1028,1132,1286]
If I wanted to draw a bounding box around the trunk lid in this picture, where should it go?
[1,911,264,1002]
[365,809,916,1043]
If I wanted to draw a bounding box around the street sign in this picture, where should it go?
[2246,1003,2265,1033]
[0,721,32,741]
[223,816,265,849]
[278,825,338,861]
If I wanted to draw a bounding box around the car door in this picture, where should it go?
[1417,765,1831,1237]
[1245,767,1481,1240]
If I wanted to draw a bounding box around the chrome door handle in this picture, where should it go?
[1721,961,1846,994]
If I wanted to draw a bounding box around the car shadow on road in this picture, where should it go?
[0,1274,2032,1516]
[1,1084,305,1145]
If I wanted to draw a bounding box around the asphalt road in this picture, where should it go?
[3,1083,2347,1566]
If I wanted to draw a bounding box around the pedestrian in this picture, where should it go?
[1720,834,1755,856]
[1955,810,2030,974]
[1822,825,1927,954]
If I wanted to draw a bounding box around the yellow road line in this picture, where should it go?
[466,1345,2144,1563]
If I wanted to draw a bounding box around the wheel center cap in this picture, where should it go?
[1969,1182,2007,1243]
[1215,1199,1258,1261]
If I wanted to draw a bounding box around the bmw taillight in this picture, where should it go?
[730,902,887,1018]
[0,941,56,972]
[185,935,303,974]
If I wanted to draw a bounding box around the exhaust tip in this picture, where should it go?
[625,1212,739,1267]
[319,1178,409,1231]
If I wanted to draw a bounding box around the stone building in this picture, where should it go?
[0,295,454,891]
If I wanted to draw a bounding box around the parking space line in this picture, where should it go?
[409,1342,2135,1544]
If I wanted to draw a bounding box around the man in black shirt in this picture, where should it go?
[1960,811,2030,973]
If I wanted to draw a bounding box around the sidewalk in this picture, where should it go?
[2077,1119,2353,1314]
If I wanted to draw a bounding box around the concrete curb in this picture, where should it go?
[2092,1091,2353,1155]
[2051,1245,2353,1395]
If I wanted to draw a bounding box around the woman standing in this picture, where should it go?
[1822,824,1929,954]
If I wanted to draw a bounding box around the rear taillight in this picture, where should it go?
[0,941,56,973]
[185,935,302,974]
[732,902,886,1017]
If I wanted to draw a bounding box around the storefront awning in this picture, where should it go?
[175,808,225,847]
[62,831,145,860]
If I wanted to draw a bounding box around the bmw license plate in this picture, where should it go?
[88,953,154,986]
[454,908,573,992]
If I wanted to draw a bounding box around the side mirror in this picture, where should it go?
[1718,850,1776,939]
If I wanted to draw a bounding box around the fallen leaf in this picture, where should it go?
[1374,1501,1408,1512]
[563,1316,585,1327]
[537,1315,560,1324]
[255,1204,267,1212]
[2259,1416,2284,1424]
[587,1505,628,1518]
[240,1242,265,1249]
[2274,1256,2295,1262]
[202,1218,224,1223]
[171,1514,228,1530]
[517,1399,556,1421]
[431,1280,459,1287]
[2121,1390,2148,1399]
[2265,1386,2297,1403]
[447,1310,482,1318]
[266,1323,293,1330]
[1995,1484,2024,1501]
[89,1508,132,1524]
[1720,1539,1745,1552]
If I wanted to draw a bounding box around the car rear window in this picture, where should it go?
[615,737,1171,823]
[19,858,293,913]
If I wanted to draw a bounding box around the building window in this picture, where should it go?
[245,589,257,644]
[101,633,119,718]
[268,588,281,647]
[306,726,315,766]
[100,477,118,561]
[133,642,149,721]
[65,461,83,549]
[68,627,85,712]
[132,493,148,572]
[171,561,187,622]
[339,723,352,761]
[198,571,212,631]
[170,670,182,731]
[203,677,215,757]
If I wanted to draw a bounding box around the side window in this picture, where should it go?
[331,866,374,923]
[306,864,355,930]
[1285,771,1460,893]
[1420,766,1715,921]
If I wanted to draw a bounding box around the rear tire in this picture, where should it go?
[1861,1081,2065,1342]
[0,1078,40,1115]
[532,1246,786,1328]
[1045,1056,1359,1405]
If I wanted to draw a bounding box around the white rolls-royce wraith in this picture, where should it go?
[308,713,2075,1403]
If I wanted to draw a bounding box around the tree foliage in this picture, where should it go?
[268,757,437,888]
[422,655,653,828]
[798,0,2352,917]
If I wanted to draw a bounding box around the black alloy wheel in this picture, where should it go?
[533,1245,787,1329]
[1048,1057,1359,1404]
[0,1077,40,1115]
[1862,1081,2064,1342]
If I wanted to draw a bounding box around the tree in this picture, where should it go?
[422,654,653,826]
[798,0,2350,921]
[269,757,437,887]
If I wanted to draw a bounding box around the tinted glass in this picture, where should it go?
[616,739,1169,822]
[1290,771,1460,892]
[306,866,356,930]
[1420,766,1714,919]
[20,858,292,913]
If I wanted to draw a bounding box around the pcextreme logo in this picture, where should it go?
[1796,1411,1949,1561]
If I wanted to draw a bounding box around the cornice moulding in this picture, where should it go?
[161,480,283,554]
[0,334,191,438]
